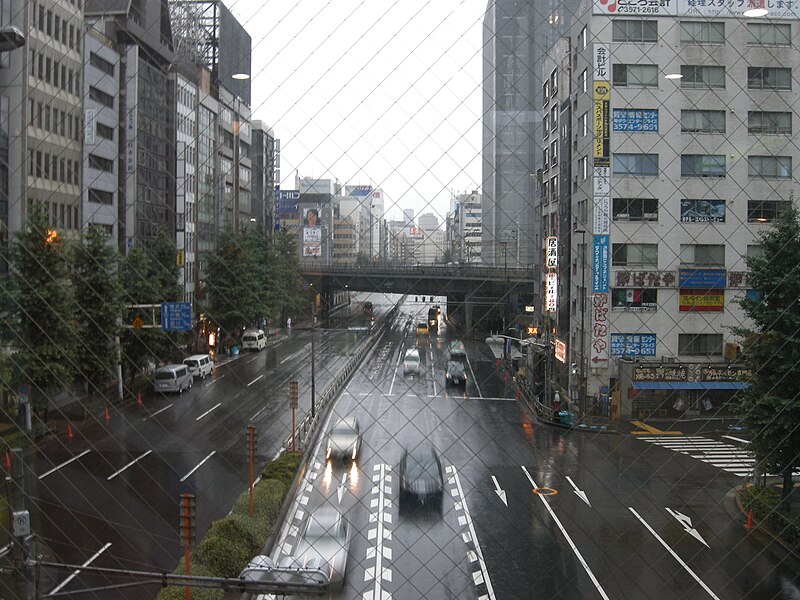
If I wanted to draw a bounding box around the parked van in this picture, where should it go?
[153,364,193,394]
[184,354,213,379]
[241,329,267,351]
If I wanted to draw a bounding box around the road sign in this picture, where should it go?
[161,302,192,331]
[18,383,30,401]
[12,510,30,537]
[132,316,143,330]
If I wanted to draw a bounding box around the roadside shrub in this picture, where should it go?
[155,556,223,600]
[741,485,800,548]
[260,451,301,482]
[230,478,286,542]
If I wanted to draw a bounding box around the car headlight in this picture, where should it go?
[326,447,331,459]
[352,445,358,460]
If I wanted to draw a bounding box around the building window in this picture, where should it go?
[680,21,724,44]
[681,110,725,133]
[748,200,786,223]
[746,244,763,260]
[680,65,725,89]
[747,22,791,46]
[542,81,550,106]
[88,188,114,205]
[747,67,792,90]
[678,333,723,357]
[550,105,557,131]
[680,244,725,267]
[580,156,589,180]
[612,243,658,267]
[748,156,792,178]
[612,20,657,42]
[612,288,657,311]
[96,122,114,140]
[613,153,658,177]
[613,64,658,87]
[89,86,114,108]
[542,113,549,137]
[612,198,658,221]
[681,154,726,177]
[90,52,115,76]
[550,140,557,167]
[88,154,114,173]
[579,69,587,93]
[579,26,587,49]
[579,112,588,137]
[550,69,557,96]
[748,111,792,134]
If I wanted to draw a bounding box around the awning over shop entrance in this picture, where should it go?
[631,381,750,390]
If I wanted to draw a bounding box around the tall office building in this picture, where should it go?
[542,0,800,418]
[481,0,581,281]
[251,120,278,232]
[86,0,176,253]
[1,0,84,266]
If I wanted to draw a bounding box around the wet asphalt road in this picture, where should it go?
[267,298,800,600]
[6,295,387,599]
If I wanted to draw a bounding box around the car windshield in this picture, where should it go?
[406,454,438,479]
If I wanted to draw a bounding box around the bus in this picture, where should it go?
[448,340,466,363]
[363,301,373,316]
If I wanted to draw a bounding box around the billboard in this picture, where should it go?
[680,199,725,223]
[679,269,726,289]
[546,272,558,314]
[592,235,610,293]
[610,334,657,357]
[593,0,800,18]
[303,207,322,228]
[302,226,322,257]
[612,109,658,132]
[679,289,725,312]
[593,82,610,165]
[546,236,558,269]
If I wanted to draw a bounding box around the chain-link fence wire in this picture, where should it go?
[0,0,798,597]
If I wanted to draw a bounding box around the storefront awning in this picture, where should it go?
[631,381,750,390]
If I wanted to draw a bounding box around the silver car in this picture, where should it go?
[294,505,352,591]
[326,417,361,462]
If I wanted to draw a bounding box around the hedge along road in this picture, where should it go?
[19,296,392,600]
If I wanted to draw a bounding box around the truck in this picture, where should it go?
[428,307,438,332]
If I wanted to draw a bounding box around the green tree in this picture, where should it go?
[734,203,800,510]
[9,205,78,408]
[268,231,305,322]
[72,225,123,396]
[202,226,261,342]
[119,230,182,383]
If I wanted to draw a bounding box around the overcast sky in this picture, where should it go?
[227,0,487,223]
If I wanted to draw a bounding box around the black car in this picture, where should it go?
[399,447,444,510]
[445,360,466,386]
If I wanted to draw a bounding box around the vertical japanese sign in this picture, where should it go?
[593,166,610,236]
[592,235,609,293]
[546,272,558,314]
[546,236,558,268]
[590,293,610,366]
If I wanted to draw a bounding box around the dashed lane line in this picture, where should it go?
[107,450,152,480]
[195,402,222,421]
[46,542,112,596]
[180,451,216,482]
[39,450,92,480]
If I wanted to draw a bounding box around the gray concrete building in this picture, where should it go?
[251,120,278,233]
[542,0,800,419]
[1,0,84,261]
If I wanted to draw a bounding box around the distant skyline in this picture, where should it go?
[227,0,486,223]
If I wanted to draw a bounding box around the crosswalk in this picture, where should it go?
[639,435,755,477]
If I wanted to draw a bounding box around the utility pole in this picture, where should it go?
[8,447,35,599]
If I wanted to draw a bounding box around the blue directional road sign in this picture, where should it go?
[161,302,192,331]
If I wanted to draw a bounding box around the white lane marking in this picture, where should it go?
[180,451,216,482]
[206,374,224,385]
[430,349,438,396]
[280,344,311,365]
[195,402,222,421]
[250,404,269,421]
[142,403,173,421]
[723,435,750,444]
[521,466,609,600]
[629,507,721,599]
[465,354,482,398]
[478,397,517,402]
[247,374,264,386]
[451,466,495,600]
[39,450,92,480]
[364,463,392,595]
[107,450,152,480]
[47,542,112,596]
[388,347,402,396]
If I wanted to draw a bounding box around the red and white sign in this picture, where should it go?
[554,339,566,364]
[546,272,558,314]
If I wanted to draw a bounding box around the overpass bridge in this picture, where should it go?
[300,264,538,333]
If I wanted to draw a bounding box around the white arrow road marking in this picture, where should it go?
[47,542,112,595]
[666,508,709,548]
[630,508,720,599]
[337,472,348,504]
[491,476,507,507]
[566,476,591,507]
[522,466,609,600]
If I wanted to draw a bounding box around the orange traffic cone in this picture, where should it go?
[136,392,143,410]
[745,508,754,531]
[66,423,74,441]
[4,450,10,471]
[103,406,110,423]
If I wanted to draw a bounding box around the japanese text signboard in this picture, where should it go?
[546,236,558,268]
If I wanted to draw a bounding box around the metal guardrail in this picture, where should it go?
[283,303,401,452]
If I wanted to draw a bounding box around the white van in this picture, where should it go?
[153,364,193,394]
[403,349,421,375]
[184,354,213,379]
[241,329,267,351]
